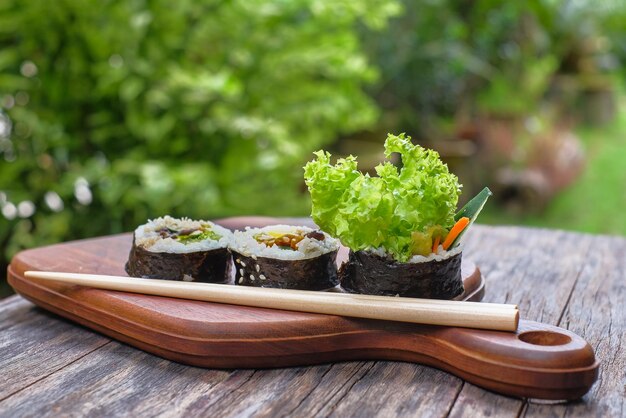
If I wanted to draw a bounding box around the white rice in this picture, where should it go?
[366,242,463,263]
[134,216,232,254]
[230,224,339,260]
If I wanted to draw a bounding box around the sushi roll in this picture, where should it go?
[230,225,340,290]
[126,216,233,283]
[339,246,464,298]
[304,133,491,299]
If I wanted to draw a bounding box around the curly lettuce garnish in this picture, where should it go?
[304,133,461,262]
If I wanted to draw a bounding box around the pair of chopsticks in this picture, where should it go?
[24,271,519,332]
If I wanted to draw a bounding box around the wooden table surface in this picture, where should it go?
[0,224,624,417]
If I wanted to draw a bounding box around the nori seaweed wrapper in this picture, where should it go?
[125,235,232,283]
[231,250,339,290]
[339,250,463,299]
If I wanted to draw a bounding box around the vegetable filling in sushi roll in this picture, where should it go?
[304,133,491,299]
[230,225,340,290]
[126,216,233,283]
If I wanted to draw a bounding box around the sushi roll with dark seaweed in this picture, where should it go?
[338,245,464,298]
[304,133,491,299]
[230,225,340,290]
[126,216,233,283]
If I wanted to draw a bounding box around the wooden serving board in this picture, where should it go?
[8,217,598,401]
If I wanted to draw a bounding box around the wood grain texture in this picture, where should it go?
[1,221,623,417]
[440,226,597,417]
[320,362,462,417]
[0,340,235,417]
[0,295,33,331]
[0,298,109,402]
[524,235,626,418]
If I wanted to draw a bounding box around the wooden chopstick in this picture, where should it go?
[322,292,517,310]
[24,271,519,332]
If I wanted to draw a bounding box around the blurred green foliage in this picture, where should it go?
[364,0,626,134]
[1,0,626,299]
[0,0,399,263]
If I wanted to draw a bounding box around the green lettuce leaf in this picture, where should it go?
[304,133,461,262]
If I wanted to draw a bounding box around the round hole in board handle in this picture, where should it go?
[518,331,572,346]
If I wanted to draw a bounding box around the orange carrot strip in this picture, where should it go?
[432,236,440,254]
[442,217,470,250]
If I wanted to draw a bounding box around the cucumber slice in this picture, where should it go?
[450,187,492,248]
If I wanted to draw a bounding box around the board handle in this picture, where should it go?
[367,319,598,400]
